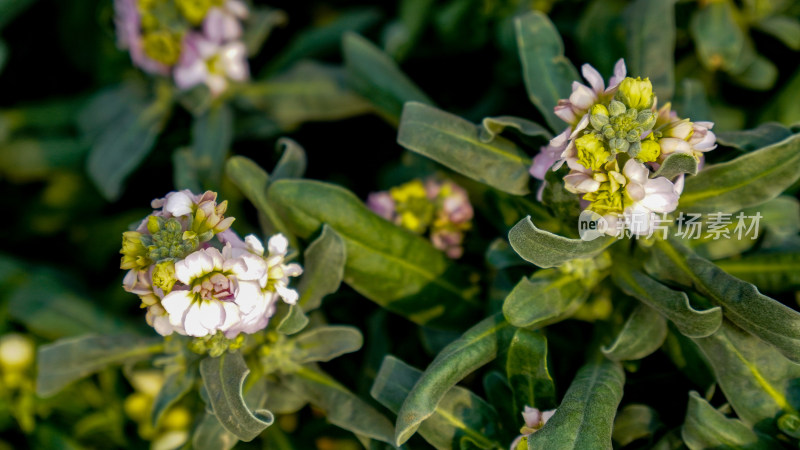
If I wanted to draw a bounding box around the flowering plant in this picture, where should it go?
[2,0,800,449]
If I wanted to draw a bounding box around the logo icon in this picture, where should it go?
[578,210,608,241]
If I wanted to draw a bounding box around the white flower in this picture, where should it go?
[530,128,570,181]
[203,0,248,43]
[509,406,556,450]
[173,33,249,96]
[160,246,268,337]
[554,59,626,125]
[621,159,679,235]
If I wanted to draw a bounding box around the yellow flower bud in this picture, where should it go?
[124,392,152,423]
[176,0,214,25]
[637,139,661,163]
[0,334,34,372]
[142,30,182,66]
[152,261,177,293]
[617,77,653,110]
[161,406,192,430]
[575,134,612,172]
[591,104,609,117]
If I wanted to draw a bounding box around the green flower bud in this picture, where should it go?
[617,77,654,110]
[608,100,626,116]
[637,110,656,130]
[590,113,609,131]
[778,414,800,439]
[628,141,642,157]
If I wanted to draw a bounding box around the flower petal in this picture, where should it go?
[581,63,605,93]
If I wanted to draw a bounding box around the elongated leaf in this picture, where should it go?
[651,153,698,180]
[602,304,667,361]
[290,326,363,364]
[281,366,395,444]
[84,84,172,200]
[37,334,162,397]
[243,62,372,130]
[193,375,268,450]
[397,102,532,195]
[267,179,480,328]
[191,104,233,186]
[716,123,793,153]
[514,12,579,132]
[731,56,778,91]
[714,252,800,292]
[755,15,800,51]
[478,116,551,143]
[678,134,800,214]
[151,366,197,428]
[199,352,274,442]
[509,216,614,268]
[270,138,307,181]
[276,304,309,335]
[0,138,87,182]
[692,321,800,427]
[242,7,287,56]
[263,9,381,75]
[173,148,203,192]
[343,32,433,124]
[650,238,800,363]
[372,355,502,450]
[612,404,661,447]
[506,329,556,414]
[625,0,675,99]
[690,0,751,74]
[297,224,346,311]
[225,156,297,248]
[682,391,777,450]
[395,314,512,445]
[502,269,589,328]
[528,358,625,450]
[611,267,722,338]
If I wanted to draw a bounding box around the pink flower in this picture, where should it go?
[174,33,249,96]
[203,0,249,43]
[554,59,626,126]
[367,192,396,221]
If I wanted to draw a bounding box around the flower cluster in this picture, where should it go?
[120,190,302,341]
[531,59,717,235]
[114,0,251,96]
[367,177,474,258]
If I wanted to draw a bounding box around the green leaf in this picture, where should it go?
[371,355,502,450]
[397,102,532,195]
[514,11,579,132]
[267,179,481,329]
[0,0,36,30]
[602,304,667,361]
[281,366,395,444]
[714,252,800,292]
[716,123,793,152]
[692,321,800,427]
[478,116,551,143]
[486,238,527,269]
[242,7,287,56]
[199,352,274,442]
[508,216,614,268]
[0,40,7,75]
[192,376,268,450]
[730,56,778,91]
[674,78,712,122]
[611,267,722,338]
[264,379,308,414]
[191,103,233,186]
[394,314,512,445]
[270,138,307,182]
[651,153,698,180]
[690,0,752,74]
[682,391,778,450]
[527,358,625,450]
[290,326,363,364]
[225,156,297,249]
[502,269,589,328]
[650,238,800,363]
[678,134,800,214]
[173,148,203,193]
[242,62,372,130]
[297,224,346,311]
[625,0,676,99]
[151,365,197,428]
[612,404,662,447]
[263,9,381,76]
[506,329,556,414]
[8,271,141,340]
[754,15,800,51]
[83,83,172,200]
[36,334,162,397]
[276,304,309,335]
[343,32,433,124]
